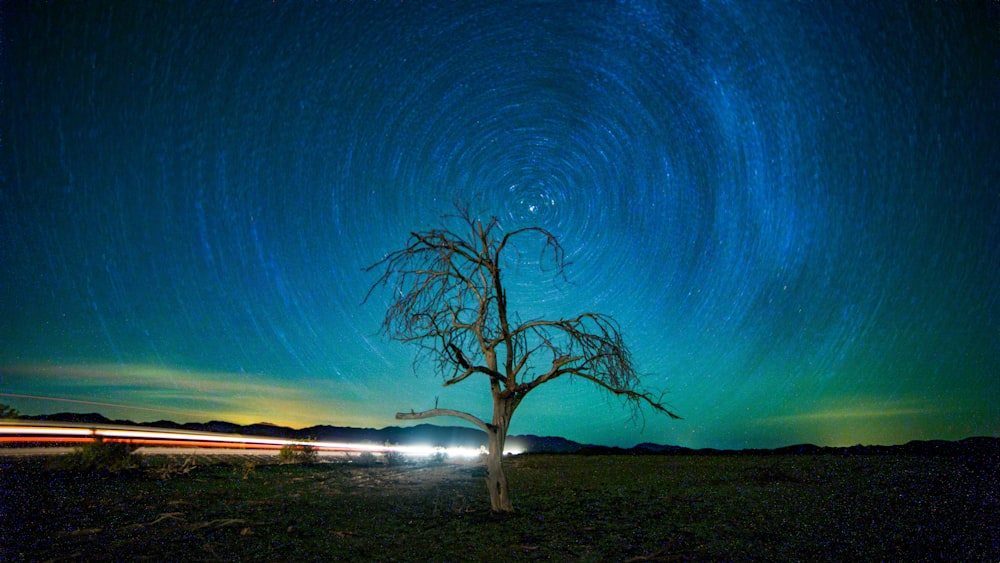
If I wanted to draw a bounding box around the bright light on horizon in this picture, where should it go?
[0,422,521,458]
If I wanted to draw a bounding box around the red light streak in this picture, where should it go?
[0,423,391,452]
[0,423,494,457]
[0,437,95,444]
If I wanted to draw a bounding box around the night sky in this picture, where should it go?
[2,1,997,449]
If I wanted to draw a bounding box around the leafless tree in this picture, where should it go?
[365,204,679,512]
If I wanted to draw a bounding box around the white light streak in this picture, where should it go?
[0,422,515,458]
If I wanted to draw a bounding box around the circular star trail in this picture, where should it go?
[1,1,997,448]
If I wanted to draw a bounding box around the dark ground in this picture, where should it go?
[2,452,997,561]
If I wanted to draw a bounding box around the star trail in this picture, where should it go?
[2,1,997,449]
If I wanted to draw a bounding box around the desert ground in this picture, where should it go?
[2,452,997,561]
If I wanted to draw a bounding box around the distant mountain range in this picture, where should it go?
[17,412,1000,459]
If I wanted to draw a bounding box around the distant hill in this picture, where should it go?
[16,412,1000,460]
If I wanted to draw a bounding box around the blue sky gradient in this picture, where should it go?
[2,1,997,449]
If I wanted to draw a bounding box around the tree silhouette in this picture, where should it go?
[365,205,679,512]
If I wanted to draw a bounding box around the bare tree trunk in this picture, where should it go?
[485,397,513,513]
[485,427,511,512]
[394,402,514,512]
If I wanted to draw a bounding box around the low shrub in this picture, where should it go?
[54,435,142,474]
[353,452,378,466]
[383,447,405,467]
[278,443,318,464]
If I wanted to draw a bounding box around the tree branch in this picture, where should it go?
[395,408,491,433]
[573,371,682,419]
